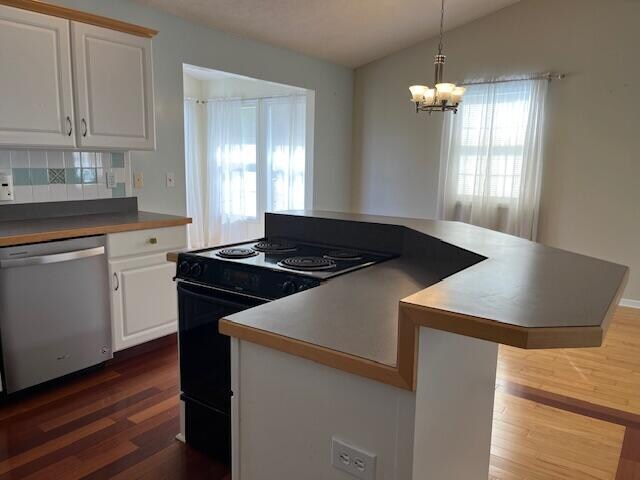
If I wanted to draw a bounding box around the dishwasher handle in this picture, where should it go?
[0,246,105,269]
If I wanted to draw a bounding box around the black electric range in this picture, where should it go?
[177,238,394,298]
[174,238,394,464]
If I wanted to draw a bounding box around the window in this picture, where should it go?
[455,84,531,199]
[439,79,548,240]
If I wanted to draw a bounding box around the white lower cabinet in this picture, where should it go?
[107,226,186,351]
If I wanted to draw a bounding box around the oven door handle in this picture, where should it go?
[177,282,259,310]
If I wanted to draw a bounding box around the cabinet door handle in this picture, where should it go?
[148,237,158,245]
[66,116,72,136]
[113,272,119,291]
[81,118,87,137]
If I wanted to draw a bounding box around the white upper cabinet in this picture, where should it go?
[0,5,75,147]
[72,23,156,150]
[0,5,156,150]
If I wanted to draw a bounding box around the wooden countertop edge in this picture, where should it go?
[0,217,191,247]
[219,319,413,391]
[0,0,158,37]
[399,303,604,350]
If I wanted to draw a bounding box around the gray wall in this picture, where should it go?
[53,0,354,215]
[351,0,640,300]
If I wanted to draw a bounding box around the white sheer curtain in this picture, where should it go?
[438,79,548,240]
[207,99,257,245]
[263,96,306,212]
[184,94,307,247]
[184,99,206,249]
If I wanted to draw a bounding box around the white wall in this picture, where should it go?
[233,340,416,480]
[52,0,353,215]
[351,0,640,300]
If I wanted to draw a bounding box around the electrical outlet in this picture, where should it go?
[331,437,376,480]
[134,172,144,189]
[166,172,175,188]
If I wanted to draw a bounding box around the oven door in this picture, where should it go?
[177,281,265,412]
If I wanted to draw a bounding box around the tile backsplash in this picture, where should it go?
[0,150,132,204]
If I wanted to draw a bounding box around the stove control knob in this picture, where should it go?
[190,263,203,277]
[282,281,297,295]
[178,261,190,275]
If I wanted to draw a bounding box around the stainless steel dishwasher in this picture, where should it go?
[0,235,112,394]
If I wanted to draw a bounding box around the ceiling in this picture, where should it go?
[183,64,239,81]
[183,63,307,93]
[135,0,519,67]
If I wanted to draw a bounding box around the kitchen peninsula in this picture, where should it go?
[216,211,628,480]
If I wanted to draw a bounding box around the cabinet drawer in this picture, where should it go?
[107,226,186,259]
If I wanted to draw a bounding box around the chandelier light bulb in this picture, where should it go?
[451,86,466,104]
[435,83,455,102]
[409,85,428,102]
[424,88,436,105]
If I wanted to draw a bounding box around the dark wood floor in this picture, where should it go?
[0,338,229,479]
[2,309,639,479]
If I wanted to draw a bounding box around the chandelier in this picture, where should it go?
[409,0,465,114]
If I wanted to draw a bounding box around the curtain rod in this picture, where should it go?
[459,72,565,87]
[184,94,306,103]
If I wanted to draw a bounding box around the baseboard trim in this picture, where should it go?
[107,333,177,365]
[619,298,640,309]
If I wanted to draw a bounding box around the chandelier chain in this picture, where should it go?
[438,0,445,55]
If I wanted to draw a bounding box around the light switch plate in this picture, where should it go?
[134,172,144,189]
[166,172,175,188]
[0,169,14,202]
[106,170,117,189]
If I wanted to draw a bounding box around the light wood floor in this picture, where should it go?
[0,307,637,479]
[492,306,640,480]
[499,307,640,415]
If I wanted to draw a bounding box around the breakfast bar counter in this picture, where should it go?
[218,210,628,390]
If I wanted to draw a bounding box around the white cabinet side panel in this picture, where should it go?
[412,327,498,480]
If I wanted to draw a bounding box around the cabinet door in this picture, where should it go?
[109,254,176,351]
[72,22,155,150]
[0,5,75,147]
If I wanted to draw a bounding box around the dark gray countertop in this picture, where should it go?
[221,211,628,370]
[0,210,191,246]
[226,257,440,366]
